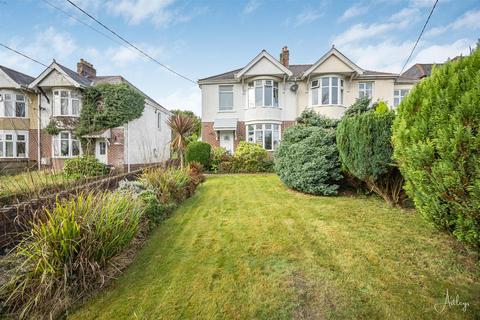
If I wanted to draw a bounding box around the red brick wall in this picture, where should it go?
[29,129,53,168]
[202,121,296,152]
[108,128,125,169]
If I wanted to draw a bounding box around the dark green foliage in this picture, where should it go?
[343,97,371,118]
[393,48,480,247]
[76,83,145,136]
[275,125,342,195]
[337,110,404,205]
[186,141,211,167]
[64,156,109,179]
[45,119,60,135]
[297,109,338,128]
[234,141,273,173]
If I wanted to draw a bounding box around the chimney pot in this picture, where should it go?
[77,59,96,79]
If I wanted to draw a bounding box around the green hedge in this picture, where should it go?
[234,141,273,173]
[392,47,480,247]
[337,109,404,205]
[64,156,109,179]
[186,141,211,168]
[275,125,342,195]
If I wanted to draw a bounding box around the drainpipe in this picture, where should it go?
[37,92,41,170]
[126,122,130,173]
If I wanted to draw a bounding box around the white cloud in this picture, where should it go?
[339,3,369,22]
[243,0,261,14]
[294,10,323,27]
[426,9,480,37]
[106,43,167,66]
[162,86,201,115]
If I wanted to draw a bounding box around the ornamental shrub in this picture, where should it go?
[337,109,404,205]
[343,97,371,117]
[0,192,144,318]
[76,83,145,137]
[393,48,480,247]
[186,141,211,167]
[275,125,342,195]
[234,141,272,173]
[64,156,109,179]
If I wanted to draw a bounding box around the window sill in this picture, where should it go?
[244,106,282,110]
[311,104,346,108]
[0,116,29,119]
[218,110,236,113]
[0,157,28,160]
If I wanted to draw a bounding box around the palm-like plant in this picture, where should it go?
[167,114,196,167]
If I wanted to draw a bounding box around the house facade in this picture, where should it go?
[0,66,37,173]
[0,60,171,172]
[198,46,433,153]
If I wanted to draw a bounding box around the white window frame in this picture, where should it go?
[248,80,279,108]
[246,123,281,151]
[157,112,162,130]
[218,85,234,111]
[53,89,82,116]
[52,131,82,158]
[0,90,28,118]
[394,89,410,107]
[358,82,374,99]
[310,76,344,107]
[0,130,28,158]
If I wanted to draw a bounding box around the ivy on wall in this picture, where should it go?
[75,83,145,137]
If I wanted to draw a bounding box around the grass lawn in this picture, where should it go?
[0,170,70,197]
[71,174,479,320]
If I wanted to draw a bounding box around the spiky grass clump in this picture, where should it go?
[0,192,144,319]
[141,167,192,204]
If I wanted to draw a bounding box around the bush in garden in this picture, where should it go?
[393,48,480,247]
[297,109,339,128]
[210,147,233,173]
[275,125,342,195]
[64,155,109,179]
[141,167,192,205]
[233,141,273,173]
[186,141,211,168]
[336,109,404,205]
[0,192,144,319]
[343,97,371,118]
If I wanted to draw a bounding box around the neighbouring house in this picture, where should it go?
[198,46,439,153]
[0,66,37,173]
[20,59,171,171]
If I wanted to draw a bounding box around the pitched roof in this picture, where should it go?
[400,63,440,80]
[0,65,35,86]
[55,62,92,86]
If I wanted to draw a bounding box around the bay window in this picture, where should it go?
[0,92,27,117]
[53,89,81,116]
[358,82,373,99]
[394,89,410,107]
[248,80,279,107]
[311,76,343,106]
[219,85,234,111]
[53,131,81,158]
[0,131,28,158]
[247,123,280,151]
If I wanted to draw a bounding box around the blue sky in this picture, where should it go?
[1,0,479,115]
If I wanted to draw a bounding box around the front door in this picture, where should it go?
[95,140,108,164]
[219,131,234,153]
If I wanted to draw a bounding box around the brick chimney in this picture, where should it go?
[279,46,289,67]
[77,59,96,79]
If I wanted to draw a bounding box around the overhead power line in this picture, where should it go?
[65,0,198,84]
[399,0,439,75]
[0,43,48,68]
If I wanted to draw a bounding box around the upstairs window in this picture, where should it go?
[1,93,27,117]
[219,85,234,111]
[0,131,27,158]
[249,80,279,108]
[157,112,162,130]
[311,77,343,106]
[394,89,410,107]
[358,82,373,99]
[53,90,81,116]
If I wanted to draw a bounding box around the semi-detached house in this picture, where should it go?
[0,59,171,172]
[198,46,438,153]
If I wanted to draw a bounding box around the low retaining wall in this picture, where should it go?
[0,167,153,252]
